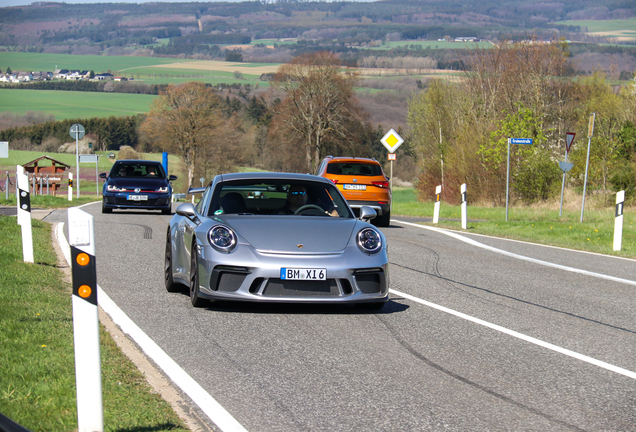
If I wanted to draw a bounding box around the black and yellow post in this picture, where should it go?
[71,246,97,306]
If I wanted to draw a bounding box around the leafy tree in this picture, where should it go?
[480,105,553,202]
[569,73,635,199]
[272,52,362,172]
[140,82,223,189]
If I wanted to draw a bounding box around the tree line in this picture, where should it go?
[408,39,636,205]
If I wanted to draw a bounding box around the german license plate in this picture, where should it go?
[128,195,148,201]
[280,268,326,280]
[344,184,366,191]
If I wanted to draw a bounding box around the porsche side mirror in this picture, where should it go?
[359,206,377,222]
[176,203,197,219]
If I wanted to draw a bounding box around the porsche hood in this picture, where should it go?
[220,216,359,254]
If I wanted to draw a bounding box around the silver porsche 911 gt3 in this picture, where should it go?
[165,172,389,309]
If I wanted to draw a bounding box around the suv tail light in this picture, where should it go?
[372,181,389,189]
[330,179,338,184]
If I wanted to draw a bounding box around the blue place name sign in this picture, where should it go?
[510,138,533,145]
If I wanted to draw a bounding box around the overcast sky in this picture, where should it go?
[1,0,371,7]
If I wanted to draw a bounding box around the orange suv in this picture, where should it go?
[316,156,391,227]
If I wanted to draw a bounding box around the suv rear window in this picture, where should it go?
[326,163,383,176]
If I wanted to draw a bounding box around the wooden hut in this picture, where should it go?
[22,155,71,195]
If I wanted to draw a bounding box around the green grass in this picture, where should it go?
[392,187,636,258]
[0,216,188,431]
[0,52,191,75]
[0,89,156,121]
[555,18,636,33]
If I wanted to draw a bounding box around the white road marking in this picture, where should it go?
[391,220,636,380]
[394,220,636,287]
[389,289,636,380]
[55,222,248,432]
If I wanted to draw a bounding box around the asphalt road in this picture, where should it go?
[43,203,636,432]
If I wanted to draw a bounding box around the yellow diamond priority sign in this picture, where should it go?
[381,128,404,153]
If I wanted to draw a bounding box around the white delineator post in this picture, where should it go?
[68,207,103,432]
[68,172,73,201]
[613,190,625,252]
[16,165,34,263]
[461,183,467,230]
[433,185,441,224]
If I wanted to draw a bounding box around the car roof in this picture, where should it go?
[114,159,162,164]
[325,156,379,164]
[217,172,332,184]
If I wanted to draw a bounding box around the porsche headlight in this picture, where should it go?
[156,186,169,193]
[357,228,382,254]
[208,225,237,252]
[107,184,122,192]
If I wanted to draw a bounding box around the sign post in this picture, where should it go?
[581,113,595,222]
[16,165,34,263]
[68,207,103,432]
[506,138,533,221]
[381,128,404,211]
[559,132,576,216]
[70,124,85,199]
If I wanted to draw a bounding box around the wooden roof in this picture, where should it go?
[23,155,72,168]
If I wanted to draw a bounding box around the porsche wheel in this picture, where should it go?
[165,228,184,293]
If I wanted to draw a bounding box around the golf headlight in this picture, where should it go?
[156,186,169,192]
[107,185,122,191]
[208,225,237,252]
[357,228,382,254]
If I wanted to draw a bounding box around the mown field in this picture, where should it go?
[0,89,156,120]
[0,51,440,120]
[555,17,636,40]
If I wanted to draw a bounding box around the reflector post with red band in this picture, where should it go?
[68,207,103,432]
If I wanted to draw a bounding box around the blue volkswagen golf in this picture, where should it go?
[100,159,177,214]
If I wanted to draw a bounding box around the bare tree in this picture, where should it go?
[141,82,222,189]
[272,52,361,172]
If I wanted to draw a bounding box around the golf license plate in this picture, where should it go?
[280,268,326,280]
[344,184,366,191]
[128,195,148,201]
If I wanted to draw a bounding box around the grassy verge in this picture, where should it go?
[0,215,188,431]
[0,194,98,209]
[392,187,636,259]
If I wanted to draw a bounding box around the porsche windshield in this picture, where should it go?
[209,180,353,218]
